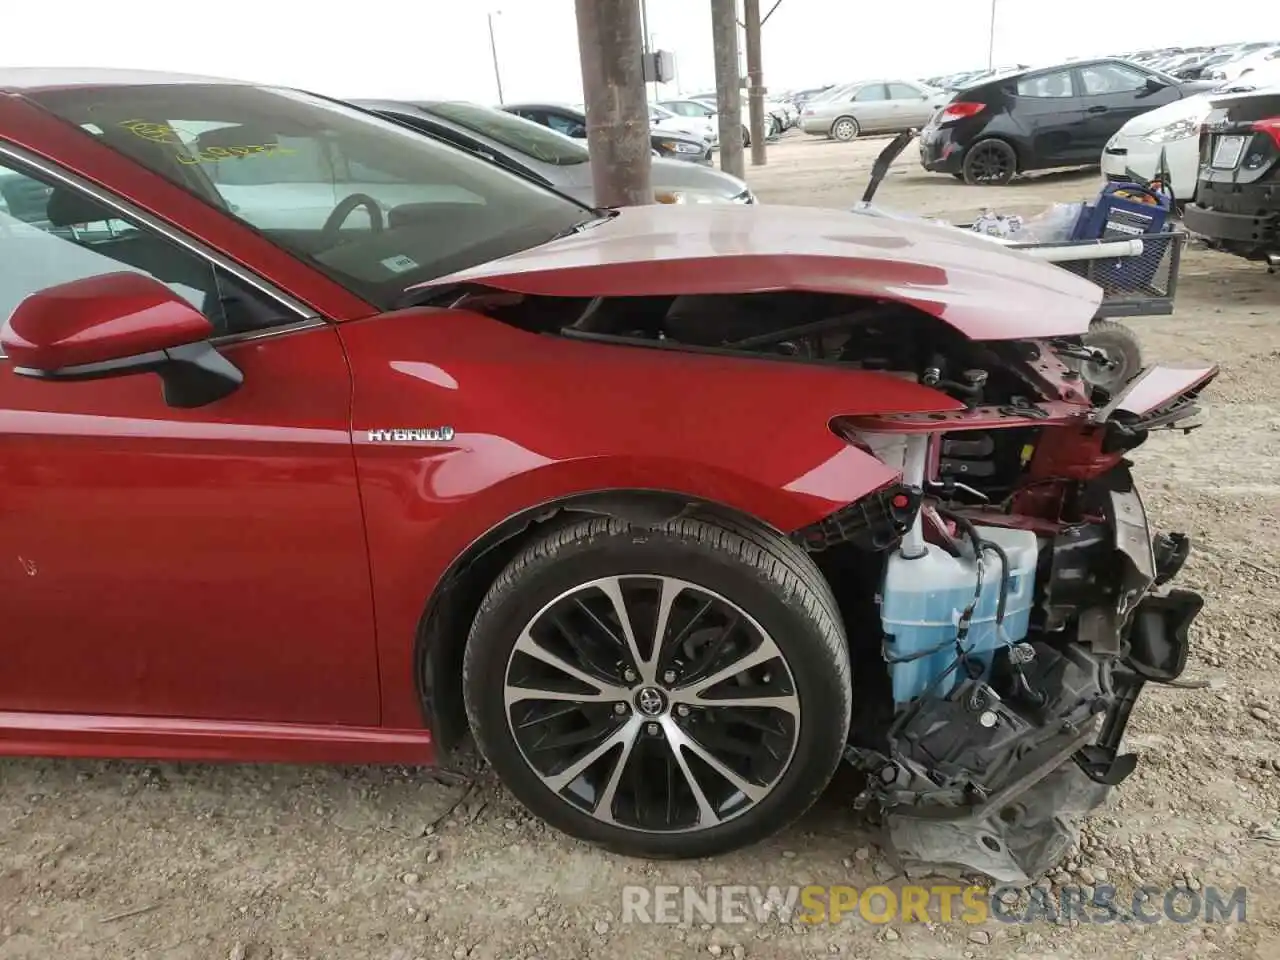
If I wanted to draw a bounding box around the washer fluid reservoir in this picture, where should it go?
[880,524,1040,705]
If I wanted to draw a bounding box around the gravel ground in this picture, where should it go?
[3,134,1279,960]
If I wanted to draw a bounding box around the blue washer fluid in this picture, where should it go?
[880,524,1040,705]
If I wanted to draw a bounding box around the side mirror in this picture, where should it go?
[1145,76,1168,92]
[2,272,243,408]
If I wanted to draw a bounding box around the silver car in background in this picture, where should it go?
[800,79,948,141]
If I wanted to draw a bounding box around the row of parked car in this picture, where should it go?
[780,50,1277,266]
[790,53,1272,194]
[913,50,1279,266]
[1121,41,1280,84]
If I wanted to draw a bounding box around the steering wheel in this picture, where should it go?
[321,193,385,243]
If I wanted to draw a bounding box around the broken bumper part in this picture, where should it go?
[854,547,1205,884]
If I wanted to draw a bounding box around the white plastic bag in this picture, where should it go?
[1006,202,1084,243]
[970,210,1024,239]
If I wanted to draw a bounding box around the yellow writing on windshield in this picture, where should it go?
[119,119,183,145]
[176,144,297,164]
[117,120,296,164]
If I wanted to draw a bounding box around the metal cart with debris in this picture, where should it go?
[860,131,1188,392]
[988,229,1186,391]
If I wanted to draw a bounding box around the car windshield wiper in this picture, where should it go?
[547,209,617,242]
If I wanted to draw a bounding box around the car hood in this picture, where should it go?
[651,124,706,143]
[415,203,1103,340]
[650,157,748,197]
[1119,93,1211,135]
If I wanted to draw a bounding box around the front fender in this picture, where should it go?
[338,307,959,726]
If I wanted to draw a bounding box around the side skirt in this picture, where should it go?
[0,711,435,765]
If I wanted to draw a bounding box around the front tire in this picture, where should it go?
[830,116,860,142]
[963,138,1017,185]
[462,515,852,859]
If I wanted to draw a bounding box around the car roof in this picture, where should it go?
[502,102,580,113]
[0,66,248,93]
[969,57,1145,85]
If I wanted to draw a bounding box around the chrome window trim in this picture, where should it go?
[0,141,327,359]
[209,316,327,347]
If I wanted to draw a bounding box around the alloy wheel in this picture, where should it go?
[502,575,801,833]
[968,143,1014,183]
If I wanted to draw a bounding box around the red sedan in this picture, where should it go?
[0,68,1213,877]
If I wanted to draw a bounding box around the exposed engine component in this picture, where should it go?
[553,291,1031,411]
[845,454,1205,883]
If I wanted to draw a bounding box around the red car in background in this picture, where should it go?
[0,68,1213,881]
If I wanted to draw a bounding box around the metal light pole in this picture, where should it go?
[488,11,505,104]
[986,0,998,71]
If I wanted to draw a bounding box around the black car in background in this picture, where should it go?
[502,102,713,164]
[1182,89,1280,266]
[919,58,1216,184]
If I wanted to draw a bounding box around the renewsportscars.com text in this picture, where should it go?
[621,883,1248,926]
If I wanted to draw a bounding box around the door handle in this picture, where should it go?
[1088,106,1108,114]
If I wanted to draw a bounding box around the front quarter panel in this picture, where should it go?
[339,307,962,727]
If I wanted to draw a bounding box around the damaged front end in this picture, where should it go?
[813,359,1215,885]
[410,199,1217,880]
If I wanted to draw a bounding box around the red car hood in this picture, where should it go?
[415,204,1104,340]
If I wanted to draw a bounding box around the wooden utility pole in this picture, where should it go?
[711,0,745,179]
[743,0,766,166]
[575,0,653,207]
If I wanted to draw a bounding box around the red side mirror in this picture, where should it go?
[2,272,243,408]
[2,271,213,372]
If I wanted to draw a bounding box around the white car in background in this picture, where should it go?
[1101,71,1280,202]
[1100,94,1212,201]
[649,102,718,147]
[690,93,792,134]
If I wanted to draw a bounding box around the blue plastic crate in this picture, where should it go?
[1071,183,1173,288]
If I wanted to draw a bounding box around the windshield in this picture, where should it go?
[420,101,589,167]
[29,83,589,310]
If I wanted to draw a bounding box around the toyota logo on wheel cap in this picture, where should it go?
[635,686,667,717]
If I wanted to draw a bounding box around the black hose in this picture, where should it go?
[981,540,1010,627]
[937,508,1044,708]
[938,508,1010,627]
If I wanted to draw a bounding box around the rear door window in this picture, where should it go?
[1016,70,1075,98]
[854,84,889,102]
[1078,62,1149,95]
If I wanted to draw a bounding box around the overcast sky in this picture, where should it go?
[8,0,1280,102]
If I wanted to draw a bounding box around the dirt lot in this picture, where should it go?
[2,135,1279,960]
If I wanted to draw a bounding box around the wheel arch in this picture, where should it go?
[416,488,798,757]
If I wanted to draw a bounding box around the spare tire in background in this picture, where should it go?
[1079,320,1144,395]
